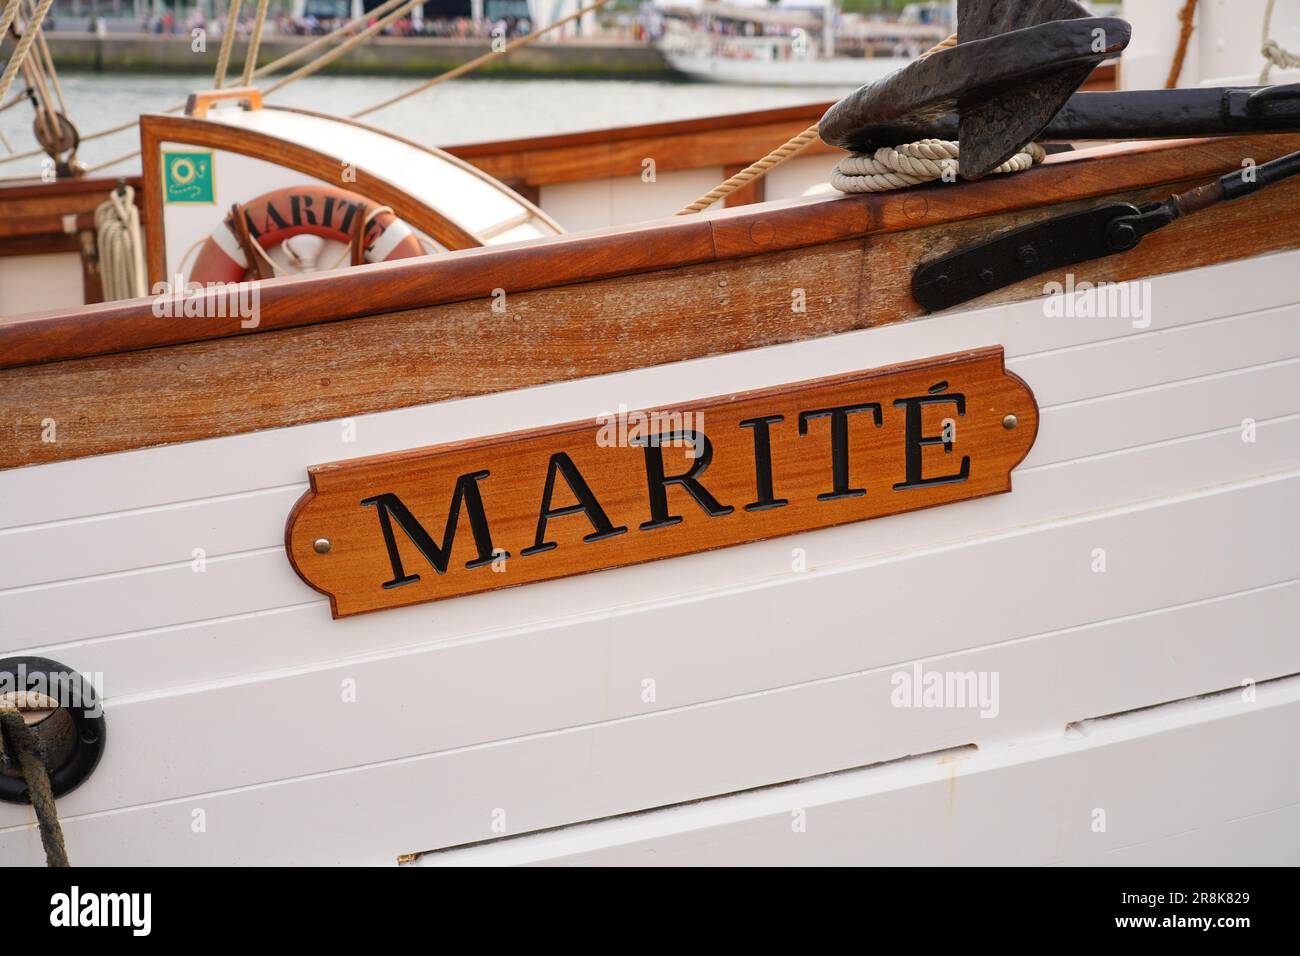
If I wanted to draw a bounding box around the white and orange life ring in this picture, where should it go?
[189,184,424,284]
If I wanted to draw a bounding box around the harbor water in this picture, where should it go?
[0,73,861,178]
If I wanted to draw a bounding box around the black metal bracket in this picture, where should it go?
[912,201,1176,312]
[0,656,106,803]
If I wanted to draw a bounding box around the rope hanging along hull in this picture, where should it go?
[0,708,70,867]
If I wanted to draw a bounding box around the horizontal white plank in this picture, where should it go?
[1012,300,1300,407]
[2,473,1295,837]
[4,247,1298,531]
[1026,356,1298,468]
[412,677,1300,867]
[0,484,305,591]
[4,589,1296,865]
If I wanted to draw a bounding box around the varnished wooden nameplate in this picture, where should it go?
[286,348,1038,617]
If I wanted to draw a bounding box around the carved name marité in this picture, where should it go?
[286,348,1038,618]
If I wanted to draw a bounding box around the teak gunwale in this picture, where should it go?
[2,131,1294,374]
[4,141,1299,470]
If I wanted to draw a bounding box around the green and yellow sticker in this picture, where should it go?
[162,150,215,204]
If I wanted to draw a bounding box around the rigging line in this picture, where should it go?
[213,0,243,89]
[0,0,21,54]
[352,0,615,118]
[17,17,59,139]
[263,0,425,95]
[250,0,409,81]
[0,0,53,106]
[240,0,272,88]
[1165,0,1198,89]
[675,33,960,214]
[2,0,608,167]
[19,59,54,145]
[81,148,141,174]
[0,0,416,167]
[25,0,66,115]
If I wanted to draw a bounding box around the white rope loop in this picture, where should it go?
[831,140,1046,193]
[1261,0,1300,82]
[94,185,147,301]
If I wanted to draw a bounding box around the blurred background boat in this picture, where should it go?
[655,0,940,87]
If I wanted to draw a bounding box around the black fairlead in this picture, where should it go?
[0,656,107,804]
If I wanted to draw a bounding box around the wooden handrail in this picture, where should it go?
[1,133,1295,372]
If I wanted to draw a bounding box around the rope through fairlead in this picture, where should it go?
[0,707,70,867]
[831,139,1046,193]
[674,33,962,214]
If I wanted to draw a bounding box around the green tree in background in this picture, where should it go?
[836,0,917,13]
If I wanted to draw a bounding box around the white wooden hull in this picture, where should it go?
[1,248,1297,865]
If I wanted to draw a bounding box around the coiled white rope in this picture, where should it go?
[1260,0,1300,82]
[94,185,147,301]
[831,139,1047,193]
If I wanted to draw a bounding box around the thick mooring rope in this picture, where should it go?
[1261,0,1300,82]
[832,139,1046,192]
[676,33,961,214]
[0,707,70,867]
[0,0,54,107]
[675,123,822,215]
[0,0,22,53]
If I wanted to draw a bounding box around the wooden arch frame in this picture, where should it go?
[139,108,540,286]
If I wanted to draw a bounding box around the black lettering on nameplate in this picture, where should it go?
[286,347,1038,617]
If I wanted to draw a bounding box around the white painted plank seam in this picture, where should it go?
[7,459,1299,660]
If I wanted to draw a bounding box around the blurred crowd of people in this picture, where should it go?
[131,11,534,39]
